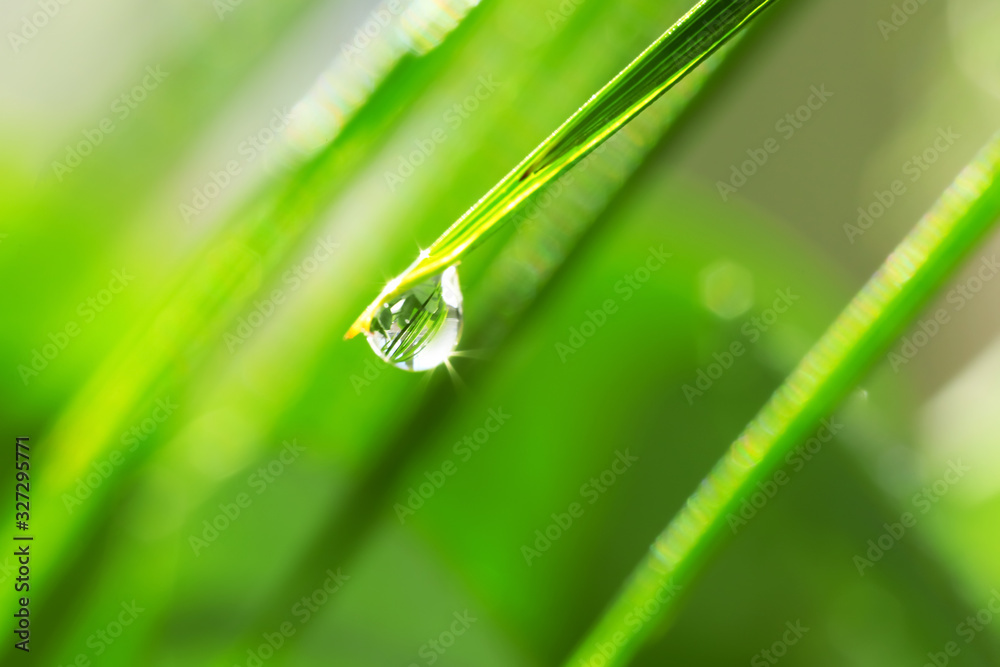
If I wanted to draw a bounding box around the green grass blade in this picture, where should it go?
[563,130,1000,667]
[345,0,781,339]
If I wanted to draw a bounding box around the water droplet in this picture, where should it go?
[366,266,463,372]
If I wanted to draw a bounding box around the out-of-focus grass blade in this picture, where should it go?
[15,0,327,231]
[2,6,486,664]
[563,131,1000,667]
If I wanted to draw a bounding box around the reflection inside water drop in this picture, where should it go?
[366,266,463,372]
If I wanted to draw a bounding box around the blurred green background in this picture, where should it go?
[2,0,1000,665]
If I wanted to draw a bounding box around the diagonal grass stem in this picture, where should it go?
[346,0,781,339]
[563,131,1000,667]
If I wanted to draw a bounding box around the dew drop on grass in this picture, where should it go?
[366,266,463,372]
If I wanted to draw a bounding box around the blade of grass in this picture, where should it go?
[562,130,1000,667]
[345,0,783,339]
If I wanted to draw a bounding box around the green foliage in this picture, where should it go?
[1,0,1000,666]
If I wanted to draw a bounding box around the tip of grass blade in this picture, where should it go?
[344,318,368,340]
